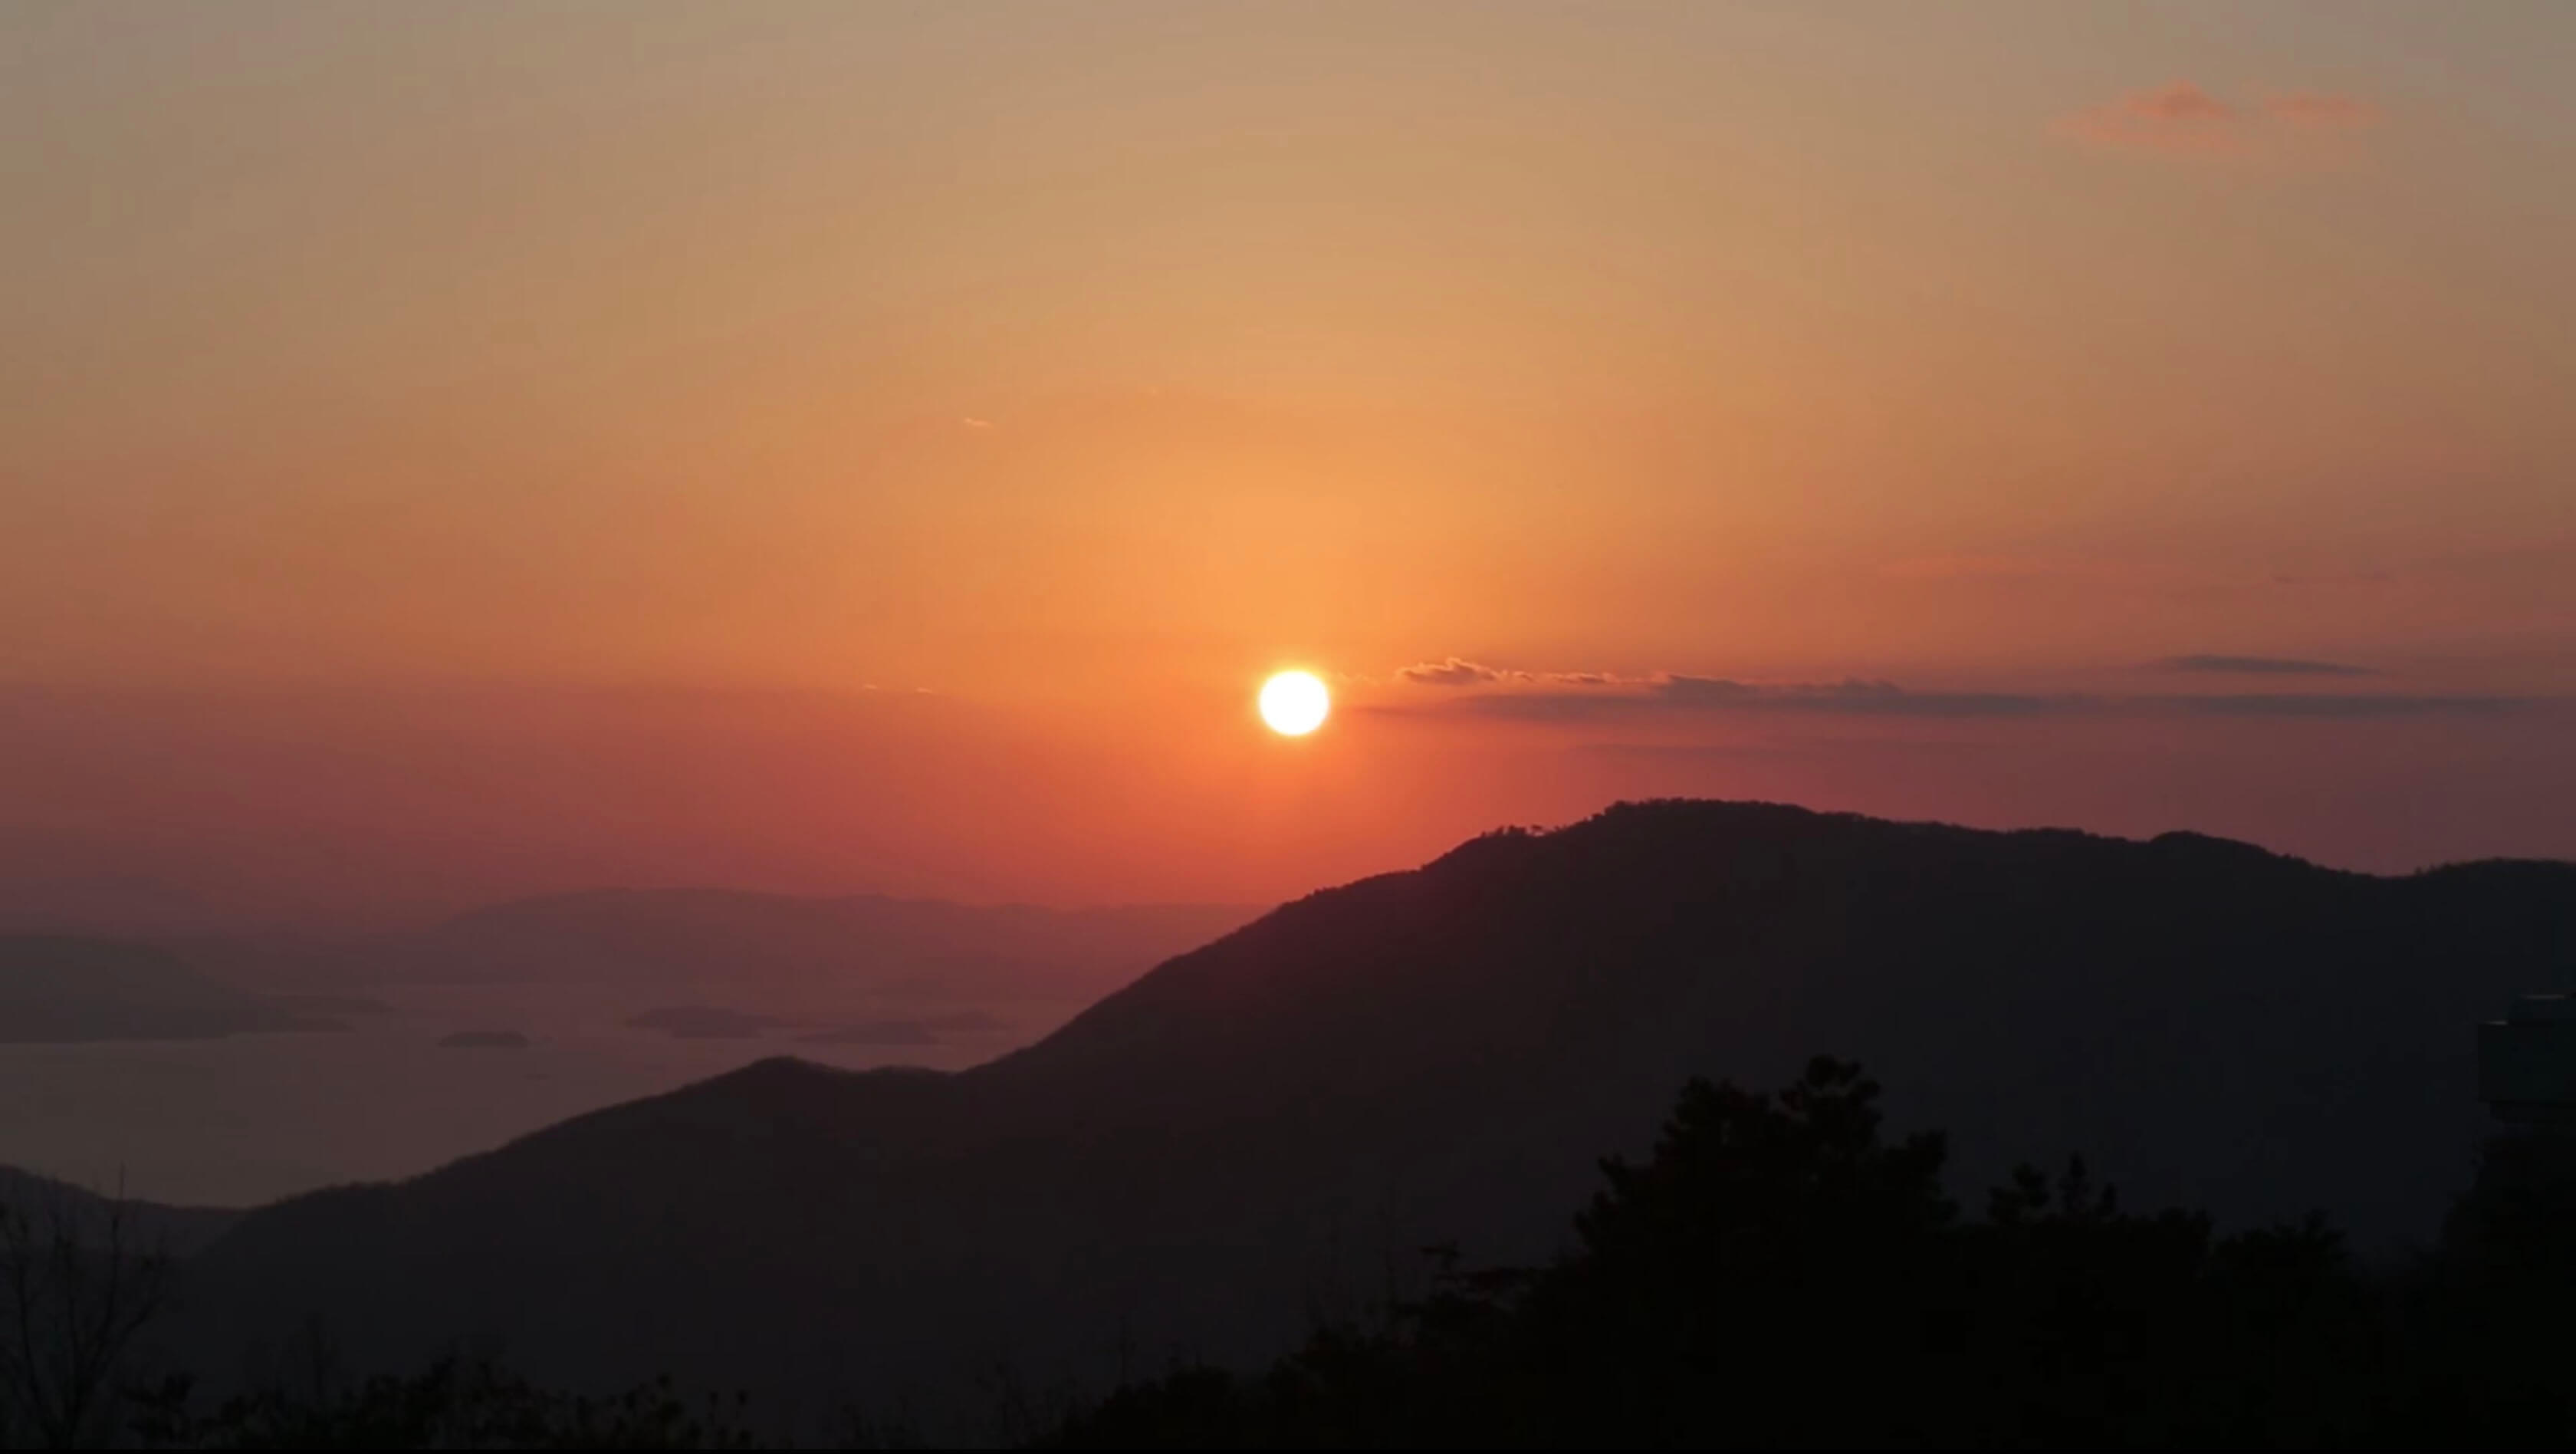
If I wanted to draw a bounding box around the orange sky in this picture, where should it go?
[5,4,2573,926]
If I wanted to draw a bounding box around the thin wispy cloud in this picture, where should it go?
[2058,81,2379,160]
[1395,659,1622,689]
[2059,81,2243,155]
[1375,668,2533,723]
[1398,658,1511,686]
[2130,81,2236,123]
[2157,655,2376,678]
[1438,676,2069,721]
[2172,693,2520,720]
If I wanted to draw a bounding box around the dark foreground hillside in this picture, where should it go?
[0,1167,236,1257]
[1048,1060,2576,1449]
[58,1061,2576,1447]
[160,802,2576,1431]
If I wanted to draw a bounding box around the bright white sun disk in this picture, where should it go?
[1259,671,1330,735]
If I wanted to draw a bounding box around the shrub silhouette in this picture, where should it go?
[0,1181,173,1449]
[128,1360,757,1450]
[64,1054,2576,1446]
[1046,1058,2415,1449]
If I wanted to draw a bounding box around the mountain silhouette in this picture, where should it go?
[0,1166,238,1257]
[163,801,2576,1429]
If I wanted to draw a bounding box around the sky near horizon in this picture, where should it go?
[5,3,2574,924]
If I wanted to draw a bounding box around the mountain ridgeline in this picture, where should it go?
[164,802,2576,1426]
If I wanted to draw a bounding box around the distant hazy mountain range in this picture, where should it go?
[156,801,2576,1430]
[360,890,1258,1005]
[0,893,1259,1044]
[0,937,337,1043]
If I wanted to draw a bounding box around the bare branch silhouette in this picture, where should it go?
[0,1174,173,1448]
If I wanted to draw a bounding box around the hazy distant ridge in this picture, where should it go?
[368,889,1258,1002]
[166,801,2576,1426]
[0,936,331,1044]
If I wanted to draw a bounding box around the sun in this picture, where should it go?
[1258,670,1331,736]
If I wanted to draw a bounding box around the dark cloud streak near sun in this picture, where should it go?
[1382,663,2535,722]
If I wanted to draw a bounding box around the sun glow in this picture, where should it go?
[1258,671,1331,736]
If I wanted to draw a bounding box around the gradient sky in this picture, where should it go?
[5,3,2574,926]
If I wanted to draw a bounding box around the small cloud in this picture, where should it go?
[2059,80,2246,155]
[1398,658,1510,687]
[2267,91,2377,128]
[2058,81,2379,161]
[1395,659,1631,688]
[1435,675,2068,722]
[2131,81,2237,122]
[1371,667,2539,724]
[959,416,995,429]
[2157,654,2375,677]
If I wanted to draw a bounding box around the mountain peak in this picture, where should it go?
[171,801,2576,1427]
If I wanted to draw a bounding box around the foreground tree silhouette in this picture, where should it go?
[1053,1057,1968,1448]
[2402,1129,2576,1444]
[129,1359,757,1451]
[0,1183,172,1449]
[68,1053,2576,1446]
[1047,1057,2392,1449]
[1513,1057,1957,1446]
